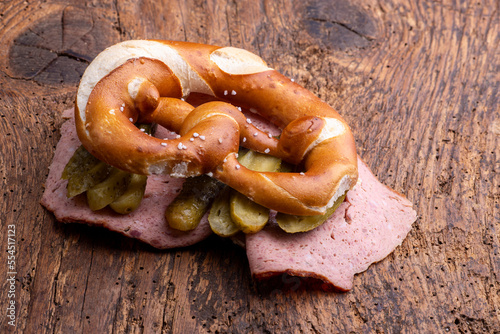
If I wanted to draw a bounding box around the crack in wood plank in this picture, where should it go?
[308,17,376,41]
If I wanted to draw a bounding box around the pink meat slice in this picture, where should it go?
[41,111,212,249]
[245,158,416,291]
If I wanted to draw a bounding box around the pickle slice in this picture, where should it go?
[276,193,347,233]
[230,191,269,234]
[62,145,99,180]
[166,175,225,231]
[67,161,111,198]
[86,168,132,211]
[109,174,148,214]
[237,149,281,172]
[208,187,240,237]
[63,146,112,198]
[226,150,282,234]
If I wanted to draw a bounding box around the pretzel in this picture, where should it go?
[75,40,358,216]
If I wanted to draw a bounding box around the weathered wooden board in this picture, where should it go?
[0,0,498,333]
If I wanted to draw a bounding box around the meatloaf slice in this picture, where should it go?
[245,157,416,291]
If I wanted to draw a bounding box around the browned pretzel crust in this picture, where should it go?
[75,40,358,215]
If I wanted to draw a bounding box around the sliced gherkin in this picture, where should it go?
[230,191,269,234]
[226,150,282,234]
[276,193,347,233]
[62,145,99,180]
[208,187,240,237]
[109,174,148,214]
[62,145,112,198]
[166,175,225,231]
[86,168,132,211]
[237,149,281,172]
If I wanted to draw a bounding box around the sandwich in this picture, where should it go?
[41,40,417,291]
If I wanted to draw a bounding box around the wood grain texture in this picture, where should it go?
[0,0,498,333]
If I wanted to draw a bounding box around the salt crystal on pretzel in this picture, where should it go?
[75,40,358,216]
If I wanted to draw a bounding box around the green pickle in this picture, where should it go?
[62,145,99,180]
[208,187,240,237]
[109,174,148,214]
[237,149,281,172]
[225,150,282,234]
[86,168,132,211]
[63,146,111,197]
[166,175,224,231]
[276,193,347,233]
[230,191,269,234]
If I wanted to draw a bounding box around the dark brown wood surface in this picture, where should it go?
[1,0,499,332]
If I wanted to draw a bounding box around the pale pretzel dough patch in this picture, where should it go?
[128,77,146,100]
[210,47,271,75]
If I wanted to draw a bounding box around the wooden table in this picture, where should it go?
[1,0,498,332]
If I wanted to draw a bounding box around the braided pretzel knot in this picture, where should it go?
[75,40,358,216]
